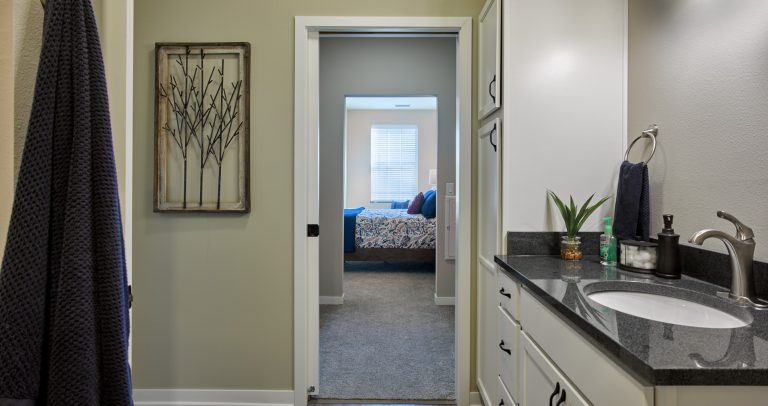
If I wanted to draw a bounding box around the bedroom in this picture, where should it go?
[317,36,457,401]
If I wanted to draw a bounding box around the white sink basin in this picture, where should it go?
[587,290,750,329]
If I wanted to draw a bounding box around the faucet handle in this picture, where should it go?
[717,211,755,241]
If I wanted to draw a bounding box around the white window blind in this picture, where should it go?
[370,125,418,202]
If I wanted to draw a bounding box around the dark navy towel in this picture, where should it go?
[0,0,133,404]
[613,161,651,241]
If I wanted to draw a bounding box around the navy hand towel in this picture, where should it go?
[0,0,132,404]
[613,161,650,241]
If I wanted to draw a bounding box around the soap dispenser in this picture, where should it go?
[655,214,681,279]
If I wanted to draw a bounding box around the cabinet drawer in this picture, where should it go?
[521,332,590,406]
[498,375,518,406]
[519,289,653,406]
[497,267,520,320]
[497,306,520,401]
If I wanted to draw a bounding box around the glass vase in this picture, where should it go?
[560,236,583,261]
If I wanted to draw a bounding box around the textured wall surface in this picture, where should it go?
[501,0,627,235]
[133,0,482,390]
[628,0,768,261]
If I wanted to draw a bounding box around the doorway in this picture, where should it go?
[294,16,473,406]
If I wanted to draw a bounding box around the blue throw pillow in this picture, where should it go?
[421,189,437,218]
[390,200,410,209]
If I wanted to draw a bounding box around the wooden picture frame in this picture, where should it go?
[154,42,250,212]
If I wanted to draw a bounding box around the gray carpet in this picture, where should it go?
[319,262,455,400]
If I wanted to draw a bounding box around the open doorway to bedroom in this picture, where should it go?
[317,37,456,402]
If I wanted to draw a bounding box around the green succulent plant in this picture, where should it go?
[548,190,611,239]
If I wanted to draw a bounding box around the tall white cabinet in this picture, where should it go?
[477,118,503,405]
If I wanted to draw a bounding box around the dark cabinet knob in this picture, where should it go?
[499,287,511,298]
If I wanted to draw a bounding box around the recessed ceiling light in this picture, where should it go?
[395,104,411,108]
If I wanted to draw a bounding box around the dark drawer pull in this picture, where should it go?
[499,287,511,298]
[498,340,512,355]
[489,74,497,103]
[498,399,504,406]
[549,382,560,406]
[555,389,566,406]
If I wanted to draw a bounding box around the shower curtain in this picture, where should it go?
[0,0,133,404]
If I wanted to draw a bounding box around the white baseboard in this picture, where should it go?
[133,389,294,406]
[434,293,455,306]
[319,293,344,305]
[470,390,484,406]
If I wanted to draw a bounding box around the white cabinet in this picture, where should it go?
[478,0,501,118]
[520,332,589,406]
[478,263,499,404]
[477,118,503,406]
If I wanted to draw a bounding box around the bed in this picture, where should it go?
[344,208,436,262]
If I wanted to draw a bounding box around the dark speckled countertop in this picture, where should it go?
[494,255,768,386]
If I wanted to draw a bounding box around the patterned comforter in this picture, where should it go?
[355,209,436,249]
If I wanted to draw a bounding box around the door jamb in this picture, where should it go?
[293,16,473,406]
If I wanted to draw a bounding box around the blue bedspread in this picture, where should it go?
[343,207,365,252]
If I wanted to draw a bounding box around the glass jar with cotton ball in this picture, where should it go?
[618,240,658,274]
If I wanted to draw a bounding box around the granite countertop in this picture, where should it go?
[494,255,768,386]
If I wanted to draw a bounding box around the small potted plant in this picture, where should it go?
[548,190,611,261]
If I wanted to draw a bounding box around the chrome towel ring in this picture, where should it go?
[624,124,658,164]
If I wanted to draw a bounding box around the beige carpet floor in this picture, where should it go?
[318,262,455,400]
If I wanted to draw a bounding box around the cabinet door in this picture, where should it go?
[478,118,502,264]
[477,260,499,405]
[477,117,502,405]
[478,0,501,118]
[520,332,590,406]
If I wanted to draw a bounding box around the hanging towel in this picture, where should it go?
[613,161,651,241]
[0,0,133,404]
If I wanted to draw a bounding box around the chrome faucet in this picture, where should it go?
[689,211,766,309]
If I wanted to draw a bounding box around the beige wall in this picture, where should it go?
[133,0,482,391]
[628,0,768,261]
[346,109,438,209]
[0,0,13,254]
[11,0,42,179]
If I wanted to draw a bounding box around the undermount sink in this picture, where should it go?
[585,282,752,329]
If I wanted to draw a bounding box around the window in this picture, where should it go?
[370,125,418,202]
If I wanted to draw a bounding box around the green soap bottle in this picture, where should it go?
[600,216,617,265]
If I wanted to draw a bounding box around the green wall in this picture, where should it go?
[133,0,482,390]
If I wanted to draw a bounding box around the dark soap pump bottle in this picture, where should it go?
[655,214,681,279]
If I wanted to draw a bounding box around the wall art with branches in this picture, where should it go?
[154,43,250,212]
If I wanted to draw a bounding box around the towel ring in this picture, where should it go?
[624,124,658,164]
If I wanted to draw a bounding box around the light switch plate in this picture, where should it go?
[446,182,455,196]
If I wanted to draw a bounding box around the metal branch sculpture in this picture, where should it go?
[207,58,244,209]
[159,47,203,208]
[159,48,243,209]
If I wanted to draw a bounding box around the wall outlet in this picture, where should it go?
[446,182,455,196]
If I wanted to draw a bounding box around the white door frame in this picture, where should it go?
[293,16,473,406]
